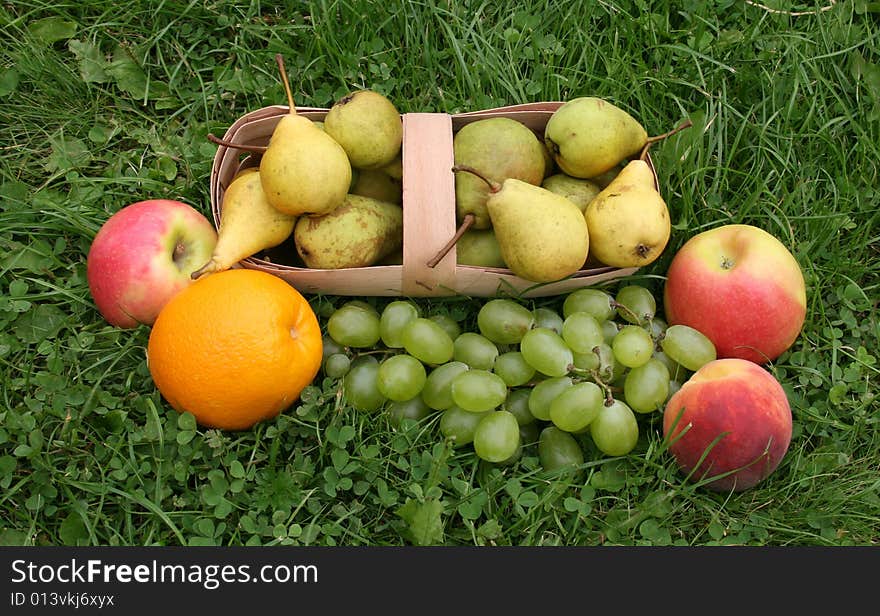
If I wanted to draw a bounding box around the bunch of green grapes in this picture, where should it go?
[319,285,717,473]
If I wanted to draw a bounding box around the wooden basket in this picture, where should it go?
[209,102,659,298]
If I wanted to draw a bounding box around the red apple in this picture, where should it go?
[87,199,218,328]
[663,358,792,492]
[662,224,806,364]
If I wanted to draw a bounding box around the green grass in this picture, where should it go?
[1,0,878,546]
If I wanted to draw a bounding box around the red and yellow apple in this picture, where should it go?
[663,224,806,364]
[87,199,218,328]
[663,358,792,492]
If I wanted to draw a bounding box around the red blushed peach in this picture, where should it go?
[663,358,792,492]
[87,200,218,328]
[663,224,806,364]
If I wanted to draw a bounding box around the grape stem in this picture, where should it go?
[588,346,617,406]
[610,300,644,326]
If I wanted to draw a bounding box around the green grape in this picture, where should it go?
[519,422,541,446]
[327,303,381,348]
[344,300,375,311]
[611,324,654,369]
[380,300,420,348]
[450,369,508,412]
[652,349,688,383]
[532,307,564,334]
[623,357,670,413]
[322,335,346,361]
[562,288,616,321]
[519,327,574,377]
[593,343,620,382]
[496,442,524,466]
[493,351,536,387]
[387,396,432,427]
[572,349,600,371]
[538,426,585,473]
[649,316,668,342]
[401,317,455,366]
[453,332,499,370]
[473,411,521,463]
[342,356,386,412]
[502,388,535,426]
[601,319,620,344]
[477,298,535,344]
[614,284,656,325]
[549,381,603,433]
[323,353,351,379]
[313,297,337,319]
[561,311,605,354]
[428,314,462,341]
[589,398,639,456]
[528,376,573,421]
[439,406,490,446]
[421,361,469,410]
[660,324,718,372]
[377,353,427,402]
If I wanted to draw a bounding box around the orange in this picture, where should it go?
[146,268,322,431]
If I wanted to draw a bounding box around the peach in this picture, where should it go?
[663,358,792,492]
[663,224,806,364]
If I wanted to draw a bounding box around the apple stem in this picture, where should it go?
[426,213,475,268]
[207,133,267,154]
[172,241,187,265]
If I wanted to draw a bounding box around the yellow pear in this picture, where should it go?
[454,166,588,283]
[544,97,648,179]
[324,90,402,170]
[584,159,670,268]
[294,194,403,269]
[453,117,547,230]
[350,168,402,204]
[456,228,506,268]
[192,170,297,279]
[259,55,352,217]
[541,173,601,213]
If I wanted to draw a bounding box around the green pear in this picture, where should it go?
[379,151,403,180]
[260,55,352,217]
[453,117,546,230]
[294,194,403,269]
[192,170,297,279]
[454,166,588,283]
[350,168,402,204]
[590,165,623,188]
[544,97,648,179]
[541,140,556,178]
[584,159,670,268]
[324,90,402,170]
[456,228,507,268]
[541,174,602,213]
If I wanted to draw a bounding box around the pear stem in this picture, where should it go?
[190,259,217,281]
[426,213,474,268]
[450,164,501,192]
[275,53,298,115]
[426,165,501,268]
[207,133,267,154]
[640,118,694,160]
